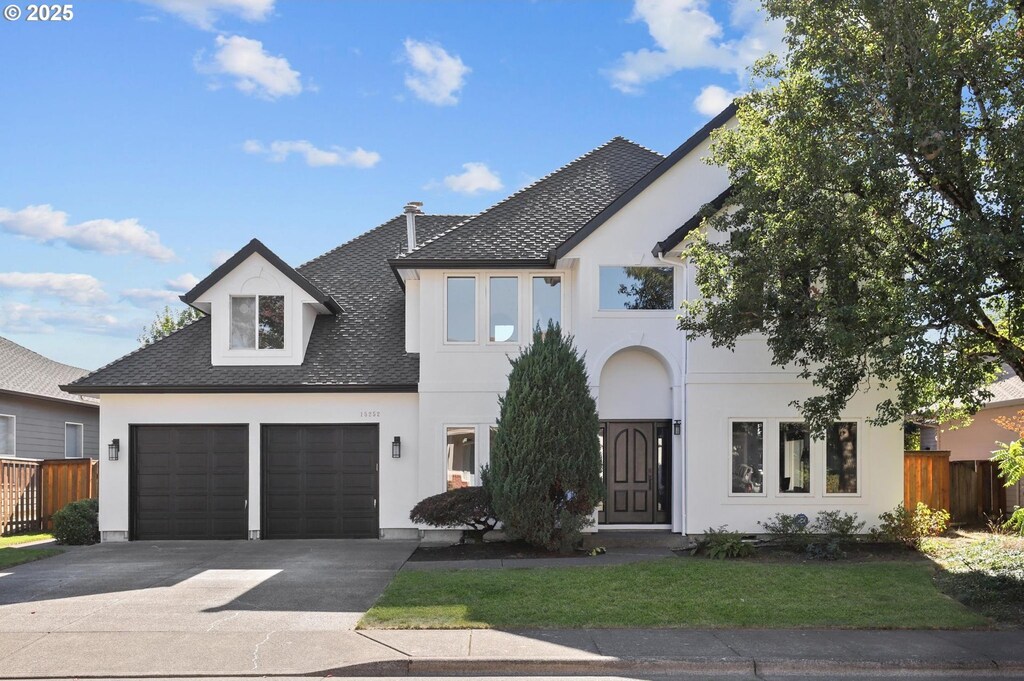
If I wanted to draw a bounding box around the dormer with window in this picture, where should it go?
[181,239,341,366]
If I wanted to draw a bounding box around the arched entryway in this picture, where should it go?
[598,347,674,525]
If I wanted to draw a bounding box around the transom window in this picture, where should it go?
[446,277,476,343]
[532,276,561,330]
[599,266,673,310]
[0,415,14,456]
[229,295,284,350]
[65,423,83,459]
[826,422,858,494]
[489,276,518,343]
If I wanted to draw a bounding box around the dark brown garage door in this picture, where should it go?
[261,425,379,539]
[131,425,248,540]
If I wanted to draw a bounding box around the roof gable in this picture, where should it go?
[182,238,341,314]
[653,185,734,255]
[555,103,737,259]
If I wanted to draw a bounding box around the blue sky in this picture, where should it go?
[0,0,781,369]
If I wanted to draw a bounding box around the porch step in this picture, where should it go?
[583,530,688,550]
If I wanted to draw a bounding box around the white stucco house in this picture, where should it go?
[65,105,903,542]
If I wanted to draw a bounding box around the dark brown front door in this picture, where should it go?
[602,421,671,524]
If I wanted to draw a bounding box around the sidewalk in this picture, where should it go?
[2,627,1020,678]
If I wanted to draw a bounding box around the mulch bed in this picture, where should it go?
[408,540,583,562]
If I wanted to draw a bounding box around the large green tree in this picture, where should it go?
[682,0,1023,433]
[486,323,603,552]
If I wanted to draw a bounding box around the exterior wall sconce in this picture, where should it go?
[108,438,120,461]
[673,420,681,436]
[392,436,401,458]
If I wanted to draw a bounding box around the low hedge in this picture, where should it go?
[52,498,99,545]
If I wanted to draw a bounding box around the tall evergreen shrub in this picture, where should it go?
[486,323,603,551]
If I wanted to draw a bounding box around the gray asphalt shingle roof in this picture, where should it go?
[65,215,466,392]
[986,366,1024,406]
[392,137,664,265]
[0,336,98,405]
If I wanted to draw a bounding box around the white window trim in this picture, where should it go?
[444,424,479,490]
[486,275,521,346]
[776,420,815,498]
[726,418,768,498]
[443,275,478,345]
[64,422,84,459]
[596,264,676,314]
[823,418,863,498]
[0,414,15,457]
[228,294,287,352]
[528,273,564,335]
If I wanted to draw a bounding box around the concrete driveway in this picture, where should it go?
[0,540,417,677]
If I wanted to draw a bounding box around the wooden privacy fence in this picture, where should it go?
[904,451,1015,524]
[0,458,98,535]
[950,460,1008,523]
[904,450,951,512]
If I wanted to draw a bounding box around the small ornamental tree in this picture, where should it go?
[486,322,603,552]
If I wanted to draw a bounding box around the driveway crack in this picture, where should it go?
[251,630,275,670]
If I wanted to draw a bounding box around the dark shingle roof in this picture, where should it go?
[391,137,664,265]
[64,215,466,393]
[0,336,98,405]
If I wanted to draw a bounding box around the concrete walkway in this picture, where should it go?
[0,626,1021,677]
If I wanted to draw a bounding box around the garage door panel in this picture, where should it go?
[132,425,248,540]
[262,425,378,539]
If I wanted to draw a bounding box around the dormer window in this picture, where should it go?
[230,295,285,350]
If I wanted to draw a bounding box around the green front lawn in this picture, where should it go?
[360,558,986,630]
[0,532,53,548]
[0,547,63,569]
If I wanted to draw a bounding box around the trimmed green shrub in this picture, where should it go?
[409,485,497,543]
[52,498,99,545]
[695,526,756,559]
[812,510,865,539]
[486,323,603,553]
[759,512,811,547]
[876,502,950,547]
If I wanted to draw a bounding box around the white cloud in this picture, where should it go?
[0,205,175,261]
[443,162,503,195]
[0,302,134,337]
[694,84,740,115]
[139,0,274,29]
[122,288,182,307]
[0,272,107,305]
[199,35,302,100]
[210,249,234,267]
[403,39,470,106]
[165,273,200,292]
[606,0,783,94]
[243,139,381,168]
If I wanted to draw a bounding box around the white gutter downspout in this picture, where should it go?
[657,250,687,536]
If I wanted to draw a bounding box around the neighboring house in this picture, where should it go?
[0,336,99,460]
[65,105,902,542]
[936,366,1024,463]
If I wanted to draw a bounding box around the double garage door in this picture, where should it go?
[131,424,378,540]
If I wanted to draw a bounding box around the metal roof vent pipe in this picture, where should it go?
[404,201,423,252]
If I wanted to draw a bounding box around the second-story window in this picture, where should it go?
[230,295,285,349]
[532,276,561,330]
[446,276,476,343]
[599,266,673,310]
[489,276,518,342]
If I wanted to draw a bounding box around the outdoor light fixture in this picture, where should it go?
[673,420,681,435]
[108,438,120,461]
[392,436,401,459]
